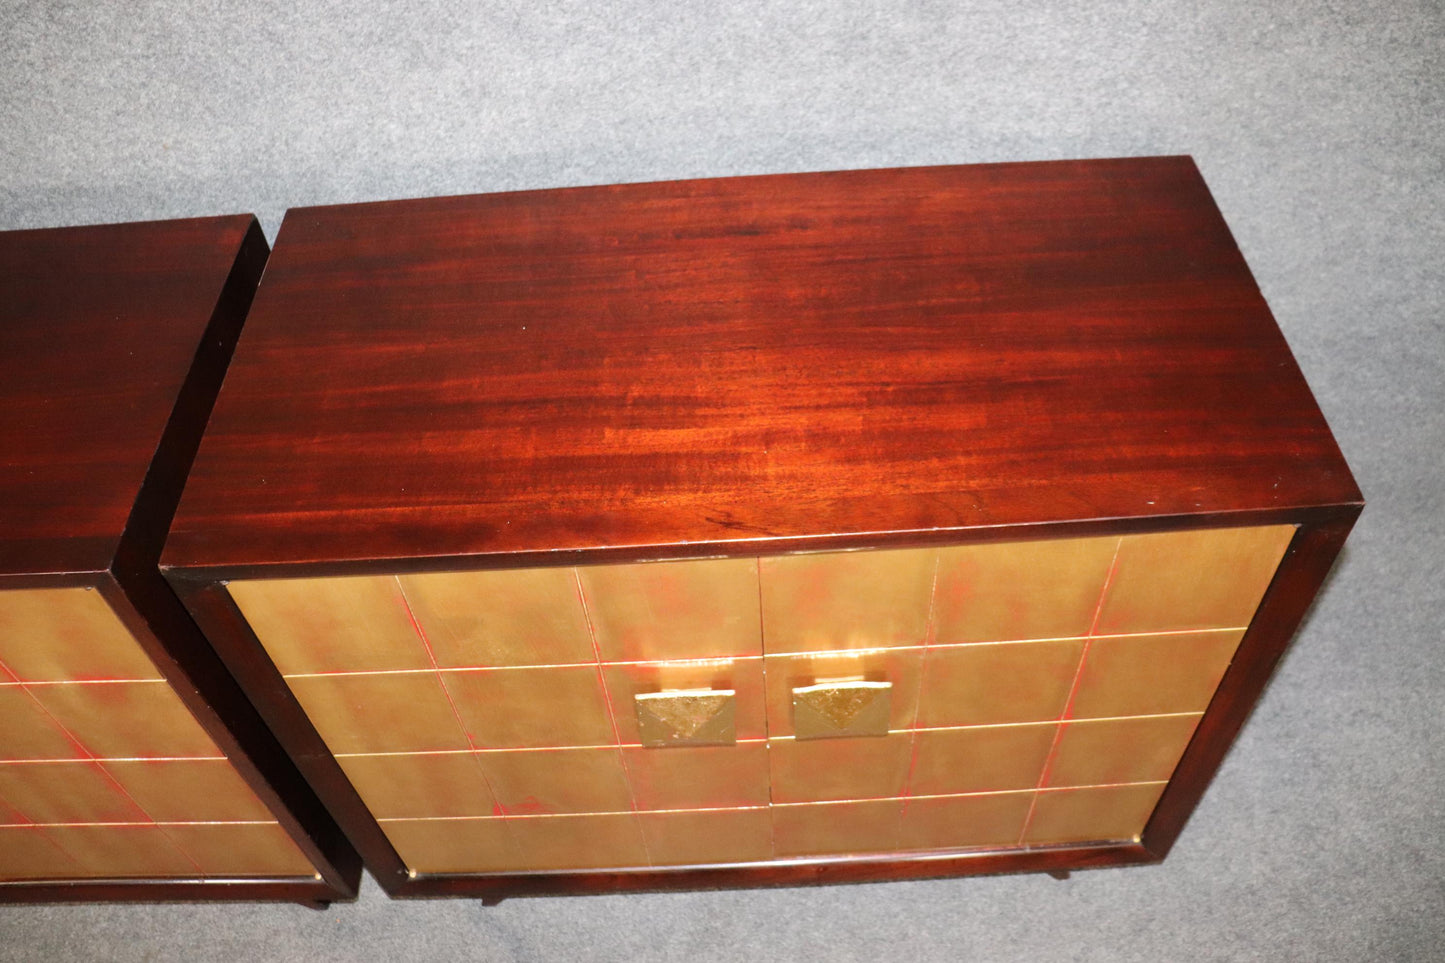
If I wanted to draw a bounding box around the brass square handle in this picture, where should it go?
[635,688,736,747]
[792,680,892,739]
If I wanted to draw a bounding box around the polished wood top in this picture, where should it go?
[164,158,1360,571]
[1,215,260,576]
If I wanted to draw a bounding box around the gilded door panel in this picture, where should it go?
[642,809,772,866]
[102,759,276,822]
[899,791,1034,851]
[43,825,198,878]
[1023,783,1168,845]
[1096,525,1294,634]
[768,733,913,803]
[229,575,430,675]
[505,813,648,871]
[335,752,499,820]
[444,667,616,748]
[383,817,524,874]
[934,535,1118,643]
[916,639,1083,727]
[401,567,594,668]
[1047,715,1203,788]
[28,681,220,759]
[285,672,470,754]
[0,762,147,824]
[0,793,25,824]
[581,557,762,662]
[227,523,1290,874]
[165,823,316,877]
[0,587,319,882]
[0,588,163,682]
[909,725,1057,796]
[477,747,632,815]
[1070,630,1245,719]
[0,827,79,880]
[773,800,904,858]
[759,548,937,654]
[0,686,80,759]
[622,743,770,810]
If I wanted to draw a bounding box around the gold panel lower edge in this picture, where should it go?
[400,837,1146,879]
[380,784,1166,875]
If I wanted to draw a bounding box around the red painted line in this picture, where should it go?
[756,557,778,859]
[899,553,943,816]
[392,578,510,829]
[0,668,206,874]
[570,570,651,863]
[0,658,158,874]
[1017,538,1124,845]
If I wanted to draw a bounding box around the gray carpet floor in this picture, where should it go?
[2,2,1441,960]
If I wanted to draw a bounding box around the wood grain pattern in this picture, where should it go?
[164,157,1360,573]
[0,217,255,576]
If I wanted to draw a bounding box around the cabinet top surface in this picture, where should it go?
[0,215,256,576]
[164,158,1359,571]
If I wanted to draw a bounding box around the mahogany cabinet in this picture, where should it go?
[0,216,360,904]
[161,158,1362,899]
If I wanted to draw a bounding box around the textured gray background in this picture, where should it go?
[1,1,1441,960]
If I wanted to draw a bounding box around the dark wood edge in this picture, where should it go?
[0,570,109,591]
[0,537,121,580]
[109,215,269,576]
[284,154,1197,220]
[166,577,412,896]
[393,842,1157,900]
[1140,507,1362,856]
[96,576,360,901]
[162,503,1364,584]
[80,217,361,901]
[0,877,339,909]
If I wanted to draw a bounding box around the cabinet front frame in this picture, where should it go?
[165,503,1358,899]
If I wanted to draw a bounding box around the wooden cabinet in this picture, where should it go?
[162,158,1362,898]
[0,217,359,905]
